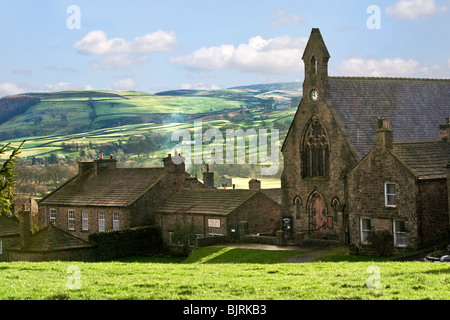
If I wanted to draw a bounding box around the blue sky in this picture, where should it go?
[0,0,449,97]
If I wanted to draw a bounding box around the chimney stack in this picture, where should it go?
[249,179,261,190]
[203,164,214,188]
[17,210,31,250]
[375,118,393,150]
[439,118,450,142]
[163,152,185,174]
[94,157,117,174]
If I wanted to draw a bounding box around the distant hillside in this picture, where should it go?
[0,82,302,141]
[0,94,41,125]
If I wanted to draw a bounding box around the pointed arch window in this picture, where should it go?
[311,55,318,74]
[294,196,302,219]
[301,116,330,178]
[331,197,340,222]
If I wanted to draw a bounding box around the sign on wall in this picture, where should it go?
[208,219,221,228]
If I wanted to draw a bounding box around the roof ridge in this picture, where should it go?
[329,76,450,82]
[394,140,446,145]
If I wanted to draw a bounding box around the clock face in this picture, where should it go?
[310,89,318,101]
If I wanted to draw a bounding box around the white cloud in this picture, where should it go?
[91,53,150,70]
[37,82,73,92]
[0,83,27,96]
[180,82,220,90]
[334,57,448,78]
[386,0,447,20]
[270,9,301,26]
[169,35,307,75]
[73,30,178,55]
[0,82,91,97]
[111,78,138,91]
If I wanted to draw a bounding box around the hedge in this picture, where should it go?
[88,225,163,261]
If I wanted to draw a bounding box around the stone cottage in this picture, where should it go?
[155,188,280,247]
[7,211,96,262]
[281,28,450,252]
[37,153,203,241]
[346,118,450,255]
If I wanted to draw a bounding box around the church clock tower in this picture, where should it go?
[302,28,330,106]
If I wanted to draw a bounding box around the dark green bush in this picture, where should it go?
[89,225,163,261]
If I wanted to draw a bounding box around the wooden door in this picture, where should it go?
[309,193,327,233]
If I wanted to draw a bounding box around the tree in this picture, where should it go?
[0,140,25,215]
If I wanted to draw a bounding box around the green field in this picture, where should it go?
[0,247,448,300]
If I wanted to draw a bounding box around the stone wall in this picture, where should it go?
[418,178,449,246]
[38,205,129,241]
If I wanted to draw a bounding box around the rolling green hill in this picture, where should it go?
[0,83,301,193]
[0,82,301,157]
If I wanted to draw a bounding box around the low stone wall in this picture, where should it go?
[242,235,278,245]
[195,235,228,247]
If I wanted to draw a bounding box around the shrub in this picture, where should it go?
[89,225,163,261]
[368,230,394,257]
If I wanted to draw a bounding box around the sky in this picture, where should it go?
[0,0,449,97]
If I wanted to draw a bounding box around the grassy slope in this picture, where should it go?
[0,247,448,300]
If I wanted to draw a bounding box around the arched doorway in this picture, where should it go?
[307,191,327,233]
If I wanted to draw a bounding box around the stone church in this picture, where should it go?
[281,28,450,254]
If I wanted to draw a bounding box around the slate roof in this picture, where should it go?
[156,189,259,215]
[0,214,20,237]
[260,188,282,204]
[39,167,167,207]
[329,77,450,158]
[392,141,450,179]
[7,225,96,252]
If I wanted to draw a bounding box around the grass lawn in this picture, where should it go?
[0,247,448,300]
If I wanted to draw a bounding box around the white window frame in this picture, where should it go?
[385,182,396,207]
[113,212,119,230]
[360,218,372,245]
[82,210,89,231]
[68,209,75,230]
[98,211,105,232]
[49,209,57,225]
[393,219,407,247]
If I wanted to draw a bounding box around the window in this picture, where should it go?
[113,212,119,230]
[385,183,396,207]
[68,209,75,230]
[294,197,302,219]
[169,231,183,246]
[360,218,372,244]
[82,210,89,231]
[98,211,105,232]
[331,198,340,222]
[302,116,330,178]
[393,220,406,247]
[311,55,317,74]
[49,209,57,225]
